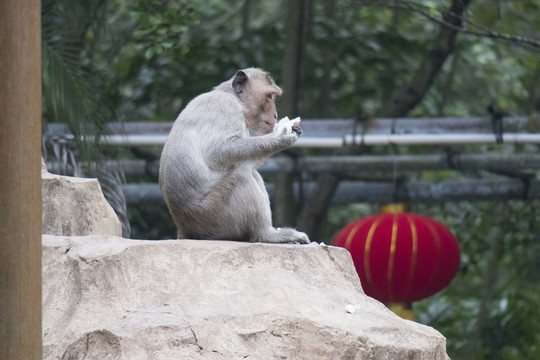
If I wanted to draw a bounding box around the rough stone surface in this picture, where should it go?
[43,235,450,360]
[41,160,122,236]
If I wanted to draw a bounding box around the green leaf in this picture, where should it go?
[428,7,441,17]
[144,47,154,59]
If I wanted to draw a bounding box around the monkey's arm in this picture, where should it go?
[209,134,297,169]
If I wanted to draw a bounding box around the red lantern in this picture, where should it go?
[332,212,460,303]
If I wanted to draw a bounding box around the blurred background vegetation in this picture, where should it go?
[41,0,540,358]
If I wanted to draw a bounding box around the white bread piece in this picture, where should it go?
[274,116,302,136]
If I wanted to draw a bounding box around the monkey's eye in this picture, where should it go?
[267,93,275,101]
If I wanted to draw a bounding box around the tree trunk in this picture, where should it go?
[0,0,42,358]
[296,172,341,239]
[436,51,461,116]
[273,172,297,227]
[318,0,337,117]
[276,0,311,227]
[242,0,251,38]
[380,0,472,118]
[280,0,311,117]
[526,62,540,115]
[465,233,501,359]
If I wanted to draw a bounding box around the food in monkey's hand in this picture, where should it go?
[274,116,302,136]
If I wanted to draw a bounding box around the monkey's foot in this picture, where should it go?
[291,230,310,244]
[254,227,310,244]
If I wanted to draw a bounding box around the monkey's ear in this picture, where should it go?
[232,70,248,94]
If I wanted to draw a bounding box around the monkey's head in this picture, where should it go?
[232,68,283,135]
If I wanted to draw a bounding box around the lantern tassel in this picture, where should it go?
[387,303,414,321]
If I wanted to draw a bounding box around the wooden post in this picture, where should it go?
[0,0,42,359]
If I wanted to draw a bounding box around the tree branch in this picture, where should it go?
[379,0,473,117]
[402,1,540,50]
[346,0,540,50]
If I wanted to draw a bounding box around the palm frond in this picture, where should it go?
[42,0,130,237]
[98,165,132,238]
[42,0,112,164]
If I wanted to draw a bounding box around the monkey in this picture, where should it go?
[159,68,310,244]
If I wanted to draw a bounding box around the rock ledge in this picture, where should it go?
[43,235,449,360]
[41,162,122,237]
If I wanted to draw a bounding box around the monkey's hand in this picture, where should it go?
[274,116,302,137]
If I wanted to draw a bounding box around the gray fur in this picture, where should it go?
[159,69,309,244]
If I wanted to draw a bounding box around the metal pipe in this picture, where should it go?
[122,178,540,206]
[47,152,540,178]
[97,134,344,148]
[344,133,540,146]
[96,132,540,148]
[46,117,533,138]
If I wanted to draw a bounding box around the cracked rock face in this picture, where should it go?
[43,235,449,360]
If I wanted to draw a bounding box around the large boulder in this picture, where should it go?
[41,159,122,236]
[42,235,449,360]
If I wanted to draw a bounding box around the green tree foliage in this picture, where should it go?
[413,201,540,359]
[49,0,539,121]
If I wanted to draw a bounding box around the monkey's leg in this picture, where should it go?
[248,169,310,244]
[185,170,272,241]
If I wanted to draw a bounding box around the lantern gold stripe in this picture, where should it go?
[387,214,398,302]
[404,214,418,300]
[344,219,365,250]
[364,217,383,290]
